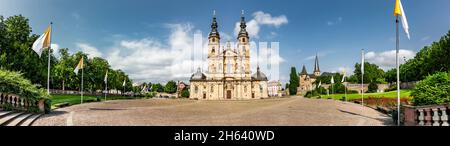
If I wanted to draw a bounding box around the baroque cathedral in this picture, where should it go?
[189,12,269,100]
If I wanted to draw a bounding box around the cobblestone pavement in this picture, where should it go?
[34,97,393,126]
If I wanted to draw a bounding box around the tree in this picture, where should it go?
[152,83,164,92]
[164,80,177,94]
[315,73,343,84]
[367,82,378,93]
[353,62,385,84]
[0,15,134,93]
[397,30,450,82]
[385,68,396,83]
[0,15,51,87]
[289,67,299,95]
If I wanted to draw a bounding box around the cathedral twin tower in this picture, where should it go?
[189,11,269,100]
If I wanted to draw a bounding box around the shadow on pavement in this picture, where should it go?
[338,109,394,126]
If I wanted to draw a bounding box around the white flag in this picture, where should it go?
[361,49,365,75]
[122,79,126,87]
[104,70,108,83]
[31,25,52,57]
[394,0,410,39]
[341,69,346,83]
[318,81,322,87]
[331,76,335,84]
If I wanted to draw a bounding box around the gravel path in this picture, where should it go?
[33,97,393,126]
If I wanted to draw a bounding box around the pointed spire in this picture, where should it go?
[314,53,320,72]
[238,10,249,39]
[301,65,308,75]
[209,10,220,39]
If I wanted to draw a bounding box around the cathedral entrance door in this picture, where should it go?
[226,90,232,99]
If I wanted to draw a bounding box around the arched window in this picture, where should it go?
[212,38,216,42]
[212,47,215,54]
[260,85,263,93]
[195,86,198,93]
[211,86,214,92]
[242,38,246,42]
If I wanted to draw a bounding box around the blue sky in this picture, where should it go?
[1,0,450,84]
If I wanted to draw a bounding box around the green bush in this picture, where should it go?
[367,82,378,93]
[305,90,320,98]
[144,92,156,98]
[181,89,189,98]
[0,69,51,113]
[411,72,450,106]
[347,90,358,94]
[329,83,347,94]
[384,85,397,92]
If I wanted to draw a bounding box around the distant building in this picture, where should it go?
[268,81,282,97]
[297,54,321,95]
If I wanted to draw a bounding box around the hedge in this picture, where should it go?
[411,72,450,106]
[0,69,51,113]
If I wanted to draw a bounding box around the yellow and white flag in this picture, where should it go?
[394,0,410,39]
[31,25,52,57]
[104,70,108,83]
[74,57,84,75]
[341,69,347,83]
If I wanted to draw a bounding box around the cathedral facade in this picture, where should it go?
[297,55,321,95]
[189,12,269,100]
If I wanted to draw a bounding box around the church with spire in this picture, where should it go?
[297,54,321,95]
[189,11,268,100]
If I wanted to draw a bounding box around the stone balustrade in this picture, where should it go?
[0,93,44,113]
[403,104,450,126]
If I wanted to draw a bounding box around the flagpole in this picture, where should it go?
[47,22,53,94]
[81,65,84,104]
[361,49,364,107]
[345,79,347,102]
[396,15,401,126]
[105,78,107,101]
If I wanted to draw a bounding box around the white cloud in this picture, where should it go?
[71,12,80,20]
[76,43,103,58]
[421,36,431,41]
[234,11,288,38]
[364,49,416,70]
[51,43,61,58]
[105,23,207,83]
[327,17,343,26]
[219,31,232,41]
[338,66,353,76]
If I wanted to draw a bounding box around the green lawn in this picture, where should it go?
[50,94,139,108]
[319,90,412,100]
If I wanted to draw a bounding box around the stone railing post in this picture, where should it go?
[424,109,433,126]
[432,108,441,126]
[418,109,425,126]
[442,106,449,126]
